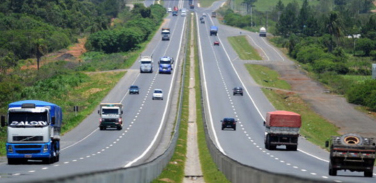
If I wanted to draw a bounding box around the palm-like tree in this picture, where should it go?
[325,11,343,52]
[34,38,47,70]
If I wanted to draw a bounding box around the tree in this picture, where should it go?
[324,11,343,52]
[34,38,48,70]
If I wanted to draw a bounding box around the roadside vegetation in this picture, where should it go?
[228,35,262,60]
[199,0,219,8]
[0,1,166,156]
[219,0,376,113]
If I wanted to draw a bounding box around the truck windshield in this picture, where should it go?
[9,111,48,127]
[102,109,119,114]
[141,61,151,64]
[160,60,171,64]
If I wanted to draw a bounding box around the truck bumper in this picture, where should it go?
[331,157,375,171]
[6,142,52,159]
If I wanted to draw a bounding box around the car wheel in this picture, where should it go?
[152,97,155,100]
[233,126,236,131]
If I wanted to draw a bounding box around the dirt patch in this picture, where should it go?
[258,62,376,137]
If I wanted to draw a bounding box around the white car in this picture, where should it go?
[152,89,163,100]
[167,7,172,12]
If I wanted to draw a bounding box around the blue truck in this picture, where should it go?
[159,56,174,74]
[210,26,218,36]
[1,100,62,164]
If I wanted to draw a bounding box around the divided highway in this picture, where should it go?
[195,1,376,183]
[0,0,188,182]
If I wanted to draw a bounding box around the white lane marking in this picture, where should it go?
[61,128,98,151]
[197,12,225,154]
[42,167,48,170]
[28,170,35,173]
[261,38,285,61]
[124,9,187,167]
[246,35,270,61]
[298,149,329,163]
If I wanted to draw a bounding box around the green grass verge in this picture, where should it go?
[195,22,230,183]
[245,64,290,90]
[228,36,262,60]
[199,0,218,8]
[232,0,319,12]
[246,64,339,148]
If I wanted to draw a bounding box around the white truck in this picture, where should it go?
[98,103,123,130]
[139,55,153,73]
[259,27,267,37]
[161,28,170,41]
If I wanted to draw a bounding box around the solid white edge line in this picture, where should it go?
[199,13,226,154]
[246,35,270,61]
[124,6,186,167]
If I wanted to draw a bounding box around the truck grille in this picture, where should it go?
[16,150,40,154]
[14,145,42,148]
[13,136,43,141]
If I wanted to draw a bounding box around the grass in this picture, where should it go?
[199,0,218,8]
[228,36,262,60]
[232,0,320,12]
[245,64,291,90]
[341,75,372,84]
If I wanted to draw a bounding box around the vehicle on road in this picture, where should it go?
[326,133,376,177]
[202,13,206,17]
[167,7,172,12]
[174,6,178,11]
[129,85,139,94]
[233,87,243,96]
[152,89,163,100]
[181,8,187,16]
[201,18,205,24]
[212,12,216,18]
[259,27,267,37]
[221,118,237,130]
[213,41,220,46]
[264,111,301,151]
[159,56,174,74]
[1,100,62,164]
[98,103,123,130]
[210,26,218,36]
[172,11,178,16]
[161,28,170,41]
[139,56,153,73]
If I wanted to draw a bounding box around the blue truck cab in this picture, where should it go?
[1,100,62,164]
[159,56,174,74]
[210,26,218,36]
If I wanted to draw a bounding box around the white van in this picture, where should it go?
[181,8,187,16]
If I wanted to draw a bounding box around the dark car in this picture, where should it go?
[214,41,220,46]
[172,11,178,16]
[129,85,139,94]
[233,87,243,96]
[221,118,237,130]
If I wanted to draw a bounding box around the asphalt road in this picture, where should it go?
[195,1,376,183]
[0,0,188,182]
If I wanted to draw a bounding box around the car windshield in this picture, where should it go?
[224,118,235,122]
[130,86,138,89]
[154,90,162,93]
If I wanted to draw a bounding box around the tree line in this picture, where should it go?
[221,0,376,111]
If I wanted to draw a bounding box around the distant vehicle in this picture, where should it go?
[210,26,218,36]
[98,103,123,130]
[129,85,139,94]
[172,11,178,16]
[213,41,220,46]
[221,118,236,130]
[259,27,267,37]
[139,55,153,73]
[159,56,174,74]
[233,87,243,96]
[190,4,194,9]
[264,111,301,150]
[200,17,205,24]
[202,13,206,17]
[167,7,172,12]
[152,89,163,100]
[181,8,187,16]
[174,6,178,11]
[326,134,376,177]
[211,12,216,18]
[161,28,170,41]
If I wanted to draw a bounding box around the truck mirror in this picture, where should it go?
[325,140,329,147]
[121,110,123,114]
[1,115,6,127]
[51,117,56,125]
[263,121,266,126]
[98,110,100,114]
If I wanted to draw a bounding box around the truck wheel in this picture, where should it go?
[8,158,18,165]
[265,134,270,150]
[364,171,373,177]
[328,164,337,176]
[221,126,224,130]
[117,126,122,130]
[340,133,363,145]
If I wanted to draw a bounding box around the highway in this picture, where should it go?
[0,0,188,182]
[195,1,376,183]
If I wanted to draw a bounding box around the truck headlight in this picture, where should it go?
[8,146,13,153]
[43,145,48,153]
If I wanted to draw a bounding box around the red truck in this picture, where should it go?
[264,111,301,151]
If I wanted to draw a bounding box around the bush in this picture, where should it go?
[346,79,376,105]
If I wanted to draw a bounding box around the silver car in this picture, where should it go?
[152,89,163,100]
